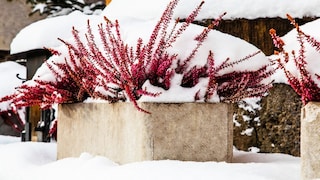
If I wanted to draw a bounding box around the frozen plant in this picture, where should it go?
[0,0,274,115]
[270,14,320,104]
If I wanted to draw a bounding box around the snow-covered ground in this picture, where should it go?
[0,135,300,180]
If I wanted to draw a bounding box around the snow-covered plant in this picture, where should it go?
[181,50,273,103]
[270,14,320,105]
[28,0,106,17]
[0,0,273,114]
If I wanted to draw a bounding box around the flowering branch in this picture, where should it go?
[270,14,320,104]
[0,0,274,115]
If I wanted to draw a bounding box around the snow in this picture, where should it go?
[270,18,320,85]
[0,135,300,180]
[237,97,261,112]
[2,0,320,179]
[10,11,104,54]
[0,61,25,111]
[241,127,254,136]
[32,3,47,14]
[102,0,320,21]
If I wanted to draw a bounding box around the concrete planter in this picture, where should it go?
[301,102,320,179]
[57,102,234,164]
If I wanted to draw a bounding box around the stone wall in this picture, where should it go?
[258,83,302,156]
[0,0,45,51]
[233,83,302,156]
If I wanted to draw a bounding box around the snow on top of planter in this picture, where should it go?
[2,0,274,113]
[131,21,270,102]
[271,18,320,85]
[269,15,320,104]
[30,16,270,104]
[110,19,268,73]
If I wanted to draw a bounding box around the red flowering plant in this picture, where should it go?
[0,0,274,118]
[270,14,320,105]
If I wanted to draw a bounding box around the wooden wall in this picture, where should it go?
[197,17,318,56]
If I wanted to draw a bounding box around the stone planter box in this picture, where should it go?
[301,101,320,179]
[57,102,233,164]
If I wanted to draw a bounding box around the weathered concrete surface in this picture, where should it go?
[301,102,320,180]
[0,0,45,50]
[57,102,233,164]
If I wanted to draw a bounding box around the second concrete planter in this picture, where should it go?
[301,102,320,179]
